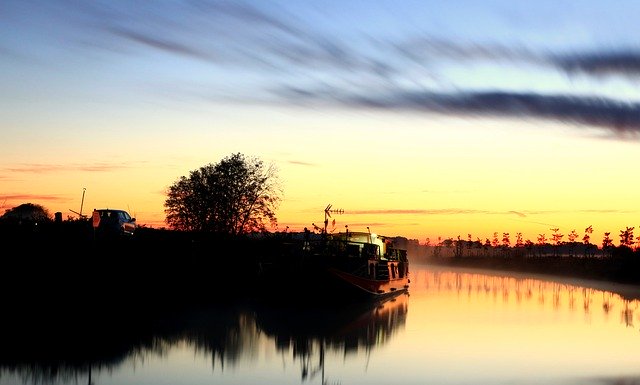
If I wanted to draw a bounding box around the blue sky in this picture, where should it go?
[3,0,640,135]
[2,0,640,242]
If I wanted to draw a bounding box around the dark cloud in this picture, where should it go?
[554,51,640,77]
[282,88,640,135]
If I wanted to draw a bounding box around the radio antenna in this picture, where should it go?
[323,204,344,233]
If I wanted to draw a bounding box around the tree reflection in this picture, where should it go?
[417,267,640,328]
[0,294,408,384]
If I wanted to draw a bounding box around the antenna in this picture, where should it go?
[69,187,87,218]
[323,204,344,233]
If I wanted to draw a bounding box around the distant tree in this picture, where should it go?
[550,227,564,257]
[0,203,52,223]
[550,228,564,245]
[491,232,499,248]
[433,236,443,257]
[602,232,614,257]
[524,239,534,257]
[583,225,594,258]
[502,232,511,249]
[568,229,578,243]
[454,235,463,257]
[619,226,635,248]
[537,233,547,257]
[515,232,523,248]
[164,153,282,235]
[567,229,579,256]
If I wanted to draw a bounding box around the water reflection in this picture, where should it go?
[413,266,640,330]
[0,294,408,385]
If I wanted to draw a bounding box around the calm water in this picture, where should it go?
[2,264,640,385]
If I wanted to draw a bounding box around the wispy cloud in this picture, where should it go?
[0,194,69,203]
[12,1,640,139]
[4,162,131,173]
[287,160,316,167]
[348,208,638,216]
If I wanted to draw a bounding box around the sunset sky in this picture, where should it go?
[2,1,640,245]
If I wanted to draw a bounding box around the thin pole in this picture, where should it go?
[80,188,86,217]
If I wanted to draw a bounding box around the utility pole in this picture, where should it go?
[80,187,86,218]
[69,187,87,218]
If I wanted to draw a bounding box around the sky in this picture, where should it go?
[2,0,640,246]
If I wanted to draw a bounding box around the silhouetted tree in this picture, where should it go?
[583,225,594,258]
[433,236,443,257]
[0,203,52,224]
[619,226,635,248]
[502,232,511,251]
[164,153,282,235]
[491,232,499,248]
[454,235,463,257]
[515,232,523,248]
[525,239,534,257]
[550,228,563,257]
[602,232,614,257]
[537,233,547,257]
[567,229,579,256]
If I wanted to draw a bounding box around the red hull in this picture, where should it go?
[328,264,410,298]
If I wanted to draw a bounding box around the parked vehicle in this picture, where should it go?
[92,208,136,238]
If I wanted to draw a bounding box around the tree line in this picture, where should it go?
[423,224,639,259]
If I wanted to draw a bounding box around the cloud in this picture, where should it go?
[348,208,639,216]
[4,162,131,173]
[349,209,522,215]
[17,1,640,139]
[287,160,316,167]
[554,51,640,77]
[0,194,69,204]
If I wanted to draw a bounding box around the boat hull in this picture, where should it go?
[327,267,410,298]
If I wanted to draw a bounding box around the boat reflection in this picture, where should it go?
[254,293,408,382]
[0,293,408,384]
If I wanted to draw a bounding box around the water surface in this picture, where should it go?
[2,264,640,385]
